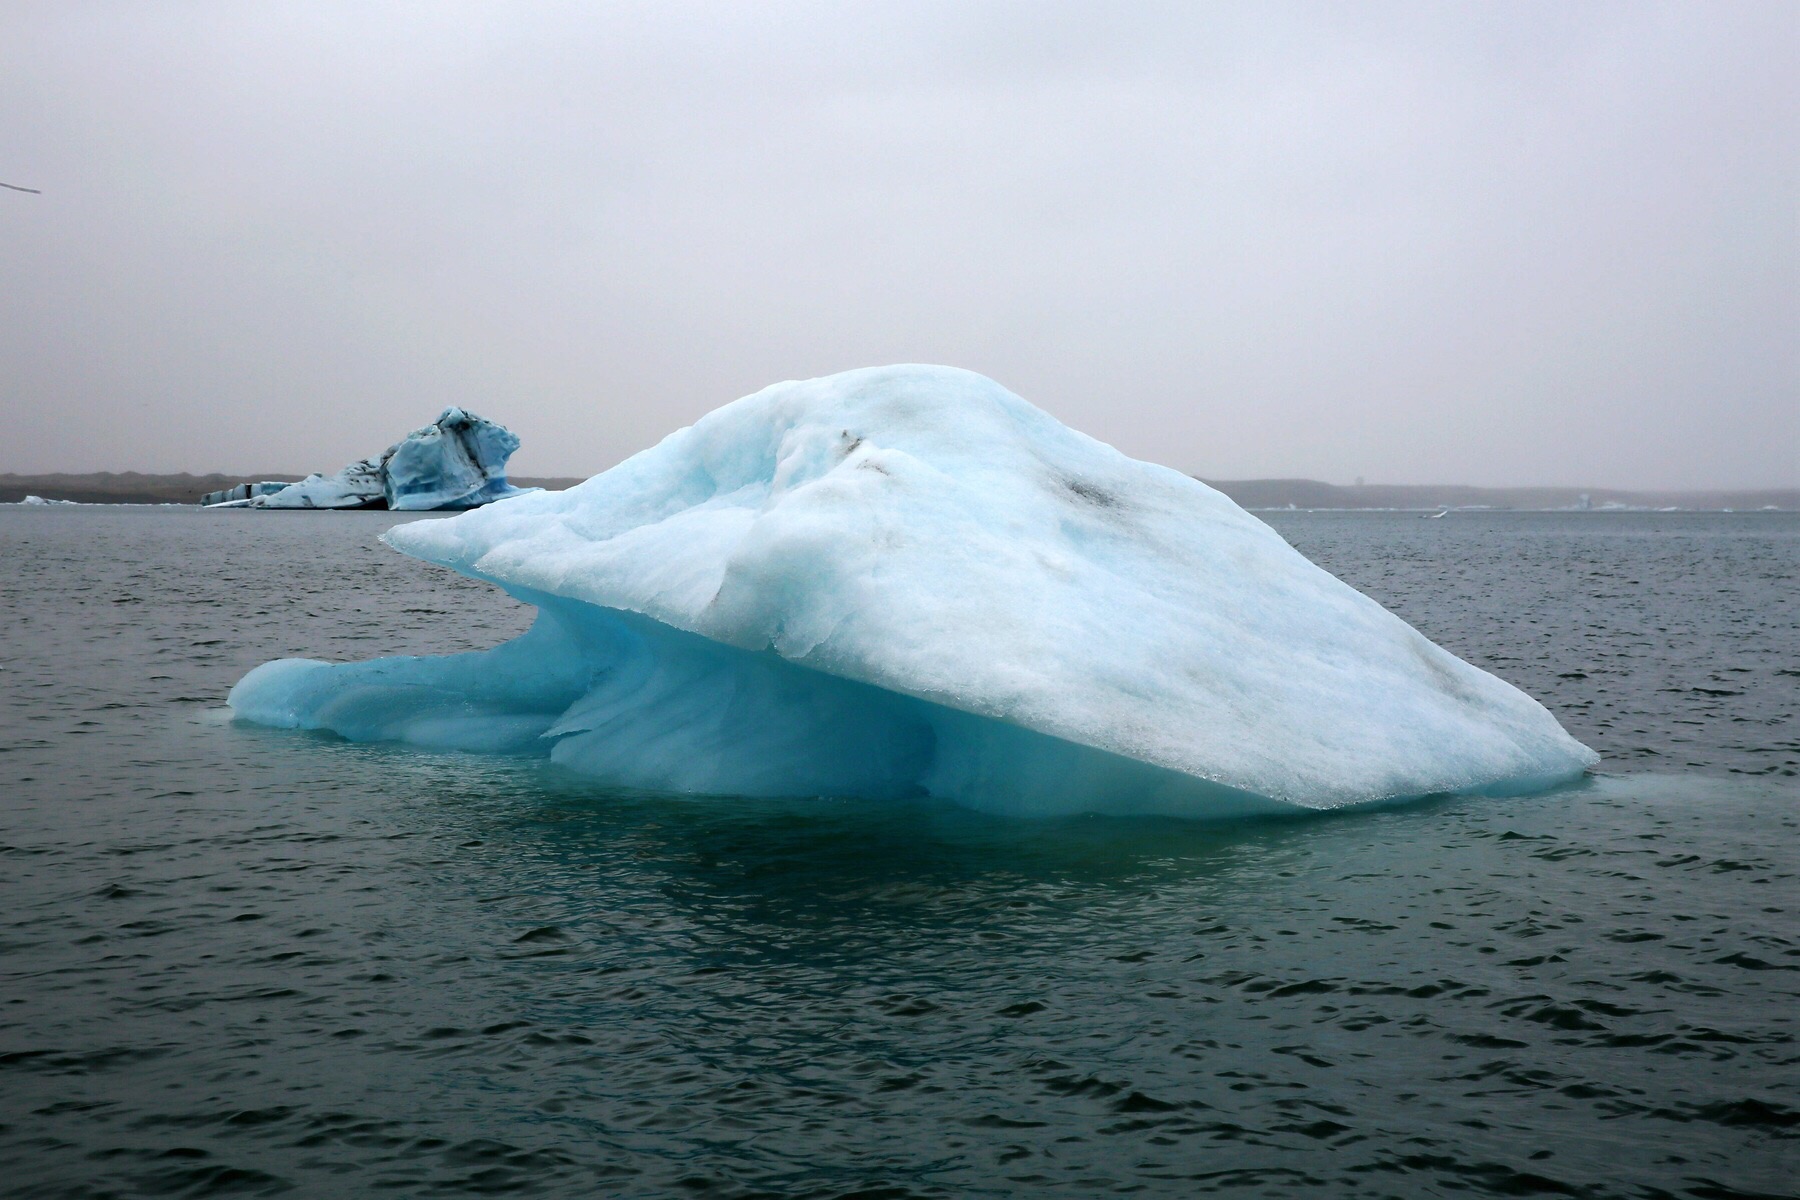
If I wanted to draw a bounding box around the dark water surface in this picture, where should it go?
[2,507,1794,1198]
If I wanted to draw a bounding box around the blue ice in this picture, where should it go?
[229,366,1597,817]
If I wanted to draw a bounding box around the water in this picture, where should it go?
[2,506,1794,1198]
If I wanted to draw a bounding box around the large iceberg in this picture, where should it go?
[212,408,533,510]
[229,366,1597,818]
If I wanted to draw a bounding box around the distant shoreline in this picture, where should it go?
[1200,479,1798,513]
[0,472,587,506]
[2,471,1794,511]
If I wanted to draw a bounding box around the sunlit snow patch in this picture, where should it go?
[229,365,1597,817]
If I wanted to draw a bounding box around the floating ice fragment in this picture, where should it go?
[379,407,532,511]
[229,366,1598,817]
[252,458,385,510]
[207,408,534,510]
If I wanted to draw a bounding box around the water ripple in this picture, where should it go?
[0,508,1794,1197]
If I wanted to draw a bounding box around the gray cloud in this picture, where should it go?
[2,1,1794,487]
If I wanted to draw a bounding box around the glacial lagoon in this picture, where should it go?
[1,505,1793,1197]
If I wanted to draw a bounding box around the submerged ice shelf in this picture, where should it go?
[229,365,1598,818]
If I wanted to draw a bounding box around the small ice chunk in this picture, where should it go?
[248,408,533,511]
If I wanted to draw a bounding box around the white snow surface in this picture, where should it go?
[231,365,1597,817]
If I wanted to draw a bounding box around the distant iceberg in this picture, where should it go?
[204,408,533,510]
[229,366,1598,818]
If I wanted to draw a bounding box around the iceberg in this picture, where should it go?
[379,408,532,510]
[199,481,294,507]
[252,457,385,509]
[213,408,534,510]
[229,366,1598,818]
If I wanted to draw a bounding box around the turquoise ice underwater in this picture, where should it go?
[229,365,1596,816]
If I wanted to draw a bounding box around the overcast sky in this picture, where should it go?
[2,1,1794,487]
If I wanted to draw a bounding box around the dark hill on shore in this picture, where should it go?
[2,472,1793,511]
